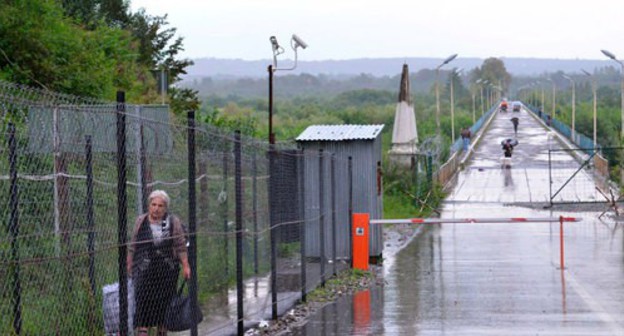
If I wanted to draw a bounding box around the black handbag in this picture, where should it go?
[164,281,204,331]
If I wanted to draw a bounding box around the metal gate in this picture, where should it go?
[548,147,621,206]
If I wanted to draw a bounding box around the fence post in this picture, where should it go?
[139,122,148,213]
[252,151,259,275]
[269,145,277,320]
[348,156,353,266]
[85,135,96,296]
[187,111,199,336]
[426,153,433,187]
[222,142,229,276]
[319,149,326,286]
[331,153,337,276]
[232,130,244,335]
[116,91,129,336]
[9,122,22,335]
[299,149,307,302]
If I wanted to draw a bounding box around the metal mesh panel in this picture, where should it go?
[548,147,622,205]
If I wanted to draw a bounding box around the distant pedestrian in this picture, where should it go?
[460,127,471,151]
[502,141,513,158]
[546,115,551,126]
[538,108,543,119]
[510,117,519,135]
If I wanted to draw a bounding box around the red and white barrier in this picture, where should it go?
[353,215,581,271]
[370,217,581,225]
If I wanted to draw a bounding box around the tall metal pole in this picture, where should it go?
[541,86,545,113]
[116,91,128,336]
[621,64,624,140]
[601,50,624,139]
[571,80,576,139]
[552,81,556,118]
[593,80,598,147]
[450,72,455,143]
[8,123,22,335]
[601,49,624,184]
[234,130,243,336]
[268,65,274,145]
[480,85,484,115]
[563,75,576,140]
[187,111,199,336]
[267,34,308,321]
[471,92,476,123]
[435,53,458,135]
[435,68,441,134]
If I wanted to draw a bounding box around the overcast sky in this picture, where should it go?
[131,0,624,62]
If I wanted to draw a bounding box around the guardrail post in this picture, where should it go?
[559,215,565,270]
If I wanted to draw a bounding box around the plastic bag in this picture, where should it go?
[102,279,135,335]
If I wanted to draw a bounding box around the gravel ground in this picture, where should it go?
[244,223,422,335]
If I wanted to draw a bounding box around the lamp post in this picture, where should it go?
[546,78,556,118]
[435,53,458,135]
[476,78,485,116]
[481,79,491,109]
[582,69,598,148]
[541,82,545,113]
[268,34,308,145]
[471,86,476,123]
[601,49,624,140]
[531,82,540,108]
[562,75,576,140]
[450,68,463,143]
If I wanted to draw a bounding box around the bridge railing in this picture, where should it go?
[525,103,599,155]
[437,103,498,186]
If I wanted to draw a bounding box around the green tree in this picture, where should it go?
[0,0,143,98]
[470,57,512,94]
[128,9,196,112]
[60,0,130,29]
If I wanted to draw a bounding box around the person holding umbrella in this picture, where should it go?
[501,138,518,168]
[510,117,519,135]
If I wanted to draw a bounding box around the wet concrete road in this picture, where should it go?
[291,108,624,335]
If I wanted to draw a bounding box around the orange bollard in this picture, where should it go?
[352,213,369,270]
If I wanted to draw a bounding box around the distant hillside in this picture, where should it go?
[185,57,611,79]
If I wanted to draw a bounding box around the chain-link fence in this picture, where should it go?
[0,80,369,335]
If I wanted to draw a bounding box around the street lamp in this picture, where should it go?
[268,34,308,144]
[582,69,598,148]
[450,68,463,143]
[601,49,624,139]
[545,78,556,118]
[562,75,576,140]
[435,53,458,135]
[476,78,485,116]
[531,82,540,108]
[481,79,491,108]
[540,82,545,113]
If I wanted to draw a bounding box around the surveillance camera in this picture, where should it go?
[269,36,280,51]
[292,34,308,49]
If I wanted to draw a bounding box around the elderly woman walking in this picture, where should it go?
[127,190,191,336]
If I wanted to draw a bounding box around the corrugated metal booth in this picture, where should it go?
[296,124,384,261]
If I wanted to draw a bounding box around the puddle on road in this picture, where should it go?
[287,286,385,335]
